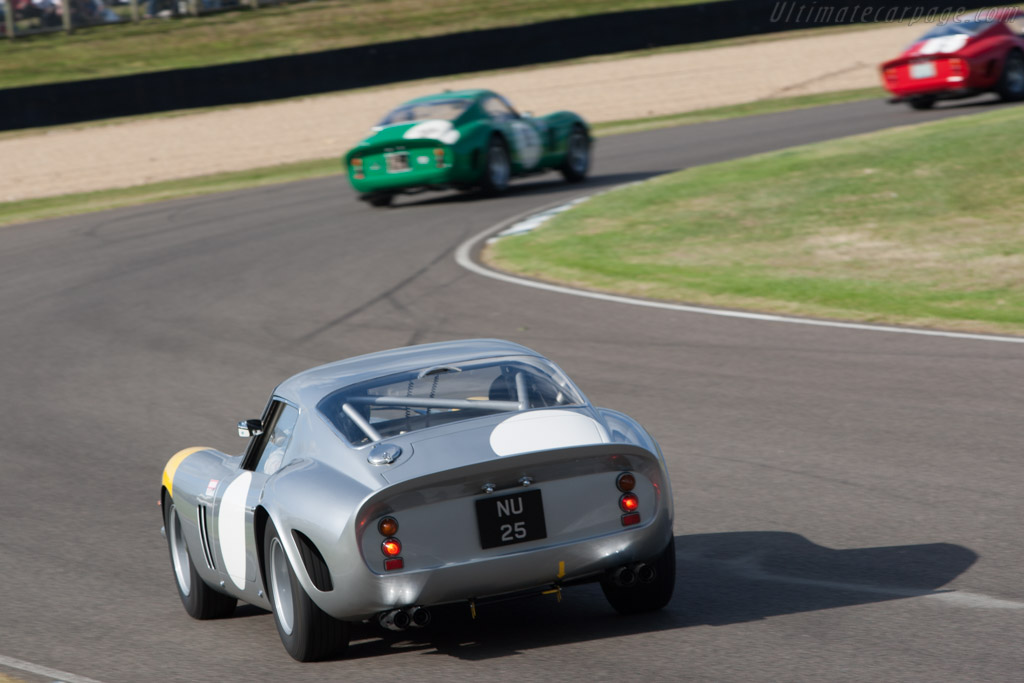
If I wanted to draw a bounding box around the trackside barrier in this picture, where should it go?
[0,0,1007,130]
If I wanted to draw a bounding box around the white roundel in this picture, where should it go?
[219,471,252,590]
[489,410,610,456]
[509,120,543,169]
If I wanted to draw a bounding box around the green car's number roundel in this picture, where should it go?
[509,121,543,170]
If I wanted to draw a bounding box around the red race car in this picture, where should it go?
[881,9,1024,109]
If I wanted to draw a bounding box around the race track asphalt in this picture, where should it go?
[1,97,1022,683]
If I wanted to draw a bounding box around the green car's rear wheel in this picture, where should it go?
[561,126,590,182]
[480,136,511,195]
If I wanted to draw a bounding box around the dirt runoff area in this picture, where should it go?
[0,22,924,203]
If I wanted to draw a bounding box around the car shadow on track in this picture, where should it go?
[386,171,669,210]
[334,531,976,661]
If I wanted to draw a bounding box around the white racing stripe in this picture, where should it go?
[0,654,105,683]
[455,193,1024,345]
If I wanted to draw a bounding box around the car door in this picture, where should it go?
[211,398,299,597]
[482,95,543,171]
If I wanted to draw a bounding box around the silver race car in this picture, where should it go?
[160,339,675,661]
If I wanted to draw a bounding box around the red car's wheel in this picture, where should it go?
[997,50,1024,102]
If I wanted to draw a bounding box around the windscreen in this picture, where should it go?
[318,355,585,445]
[377,99,471,127]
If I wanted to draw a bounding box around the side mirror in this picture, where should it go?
[237,419,263,438]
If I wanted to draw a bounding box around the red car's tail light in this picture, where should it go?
[883,67,899,83]
[616,473,636,492]
[948,58,968,80]
[619,492,639,513]
[381,538,402,557]
[378,517,398,537]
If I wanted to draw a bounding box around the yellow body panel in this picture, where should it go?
[162,447,209,498]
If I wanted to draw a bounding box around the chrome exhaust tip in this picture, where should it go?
[611,565,637,587]
[635,562,656,584]
[378,608,411,631]
[407,606,431,628]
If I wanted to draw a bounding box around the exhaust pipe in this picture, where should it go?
[378,609,411,631]
[610,565,637,587]
[635,563,656,584]
[407,606,431,628]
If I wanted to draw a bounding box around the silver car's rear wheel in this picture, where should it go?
[263,521,350,661]
[269,537,295,636]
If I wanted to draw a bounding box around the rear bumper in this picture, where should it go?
[316,513,673,620]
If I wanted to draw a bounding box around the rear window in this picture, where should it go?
[318,355,585,445]
[377,99,471,127]
[917,19,993,40]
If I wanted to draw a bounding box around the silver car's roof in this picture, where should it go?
[274,339,544,407]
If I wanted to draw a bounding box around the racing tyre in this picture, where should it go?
[480,136,511,195]
[908,96,936,110]
[997,50,1024,102]
[600,536,676,615]
[560,126,590,182]
[365,193,394,208]
[164,498,237,620]
[264,521,350,662]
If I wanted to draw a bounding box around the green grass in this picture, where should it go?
[488,105,1024,336]
[0,86,883,228]
[0,0,716,89]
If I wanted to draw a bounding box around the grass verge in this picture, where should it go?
[487,105,1024,336]
[0,86,883,228]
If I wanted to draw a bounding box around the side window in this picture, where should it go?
[483,96,517,122]
[254,403,299,475]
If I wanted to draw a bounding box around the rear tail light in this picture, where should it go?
[433,148,446,168]
[384,557,404,571]
[378,517,398,536]
[616,473,636,492]
[948,58,967,81]
[621,512,641,526]
[382,537,402,557]
[883,67,899,83]
[351,157,365,179]
[619,492,640,513]
[615,472,641,525]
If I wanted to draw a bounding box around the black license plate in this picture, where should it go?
[475,489,547,549]
[385,152,410,173]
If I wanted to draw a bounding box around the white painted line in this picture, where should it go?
[0,654,105,683]
[455,194,1024,345]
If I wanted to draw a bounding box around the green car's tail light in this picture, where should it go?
[433,148,446,168]
[352,157,365,179]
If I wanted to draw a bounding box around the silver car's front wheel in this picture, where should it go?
[263,521,349,662]
[163,497,236,619]
[169,504,192,597]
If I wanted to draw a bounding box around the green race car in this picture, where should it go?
[343,89,591,207]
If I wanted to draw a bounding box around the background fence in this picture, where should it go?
[1,0,291,39]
